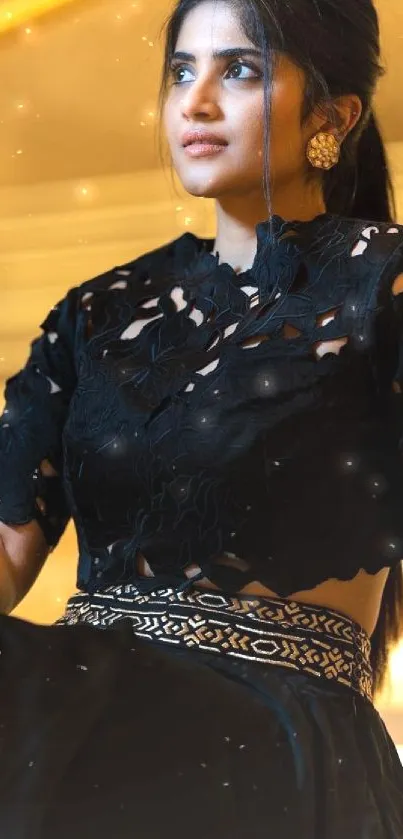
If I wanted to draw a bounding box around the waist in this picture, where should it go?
[134,555,389,637]
[56,584,374,704]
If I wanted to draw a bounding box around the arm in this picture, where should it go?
[0,287,80,611]
[0,519,49,614]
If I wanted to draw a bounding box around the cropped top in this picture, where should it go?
[2,211,403,597]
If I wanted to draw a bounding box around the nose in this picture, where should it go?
[179,77,221,121]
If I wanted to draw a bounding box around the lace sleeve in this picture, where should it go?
[0,286,79,551]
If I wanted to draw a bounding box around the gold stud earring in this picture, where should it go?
[306,132,341,170]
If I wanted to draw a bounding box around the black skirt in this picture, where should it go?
[0,585,402,839]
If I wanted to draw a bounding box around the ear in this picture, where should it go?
[331,94,363,141]
[311,95,363,142]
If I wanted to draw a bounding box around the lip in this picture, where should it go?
[184,143,227,158]
[182,129,228,148]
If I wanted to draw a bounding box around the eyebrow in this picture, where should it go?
[171,48,262,62]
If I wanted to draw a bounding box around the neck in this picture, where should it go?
[212,185,327,274]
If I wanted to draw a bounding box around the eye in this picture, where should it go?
[170,64,193,85]
[226,60,261,81]
[169,60,261,86]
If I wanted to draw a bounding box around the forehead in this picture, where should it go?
[175,1,251,51]
[172,3,304,95]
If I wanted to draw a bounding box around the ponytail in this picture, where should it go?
[323,111,397,224]
[324,110,403,698]
[354,113,403,698]
[337,110,402,698]
[350,111,397,222]
[370,563,403,697]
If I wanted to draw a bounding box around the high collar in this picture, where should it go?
[173,211,337,296]
[181,211,335,270]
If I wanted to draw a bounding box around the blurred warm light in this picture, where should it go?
[389,643,403,700]
[74,182,99,203]
[0,0,80,34]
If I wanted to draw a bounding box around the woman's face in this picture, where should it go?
[163,0,319,202]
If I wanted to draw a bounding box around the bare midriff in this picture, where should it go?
[136,553,390,637]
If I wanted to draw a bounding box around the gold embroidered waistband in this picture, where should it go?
[56,584,373,703]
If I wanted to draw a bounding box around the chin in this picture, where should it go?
[175,161,264,201]
[182,181,222,199]
[176,170,234,200]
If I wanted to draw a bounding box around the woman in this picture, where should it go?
[0,0,403,836]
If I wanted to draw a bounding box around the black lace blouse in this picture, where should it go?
[2,211,403,596]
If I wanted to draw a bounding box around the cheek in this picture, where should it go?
[269,98,305,170]
[162,99,176,143]
[240,101,265,154]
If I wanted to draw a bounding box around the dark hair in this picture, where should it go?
[158,0,402,697]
